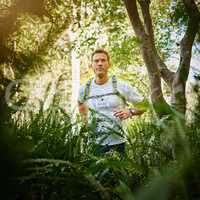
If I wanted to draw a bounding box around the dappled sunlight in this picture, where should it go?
[0,0,200,199]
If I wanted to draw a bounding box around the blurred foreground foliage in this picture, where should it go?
[0,102,200,200]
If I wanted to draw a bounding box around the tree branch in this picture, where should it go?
[154,54,175,87]
[123,0,146,39]
[138,0,175,88]
[138,0,154,43]
[176,0,200,84]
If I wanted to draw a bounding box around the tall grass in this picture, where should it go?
[1,103,200,200]
[14,103,88,161]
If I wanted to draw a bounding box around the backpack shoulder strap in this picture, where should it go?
[112,75,127,105]
[83,79,92,101]
[112,75,118,93]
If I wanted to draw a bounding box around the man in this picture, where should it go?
[78,49,144,155]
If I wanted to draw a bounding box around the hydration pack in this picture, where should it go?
[83,75,127,105]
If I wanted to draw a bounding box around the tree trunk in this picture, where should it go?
[123,0,171,117]
[171,0,200,114]
[123,0,200,118]
[140,36,172,117]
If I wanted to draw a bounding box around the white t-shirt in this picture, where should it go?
[78,76,143,145]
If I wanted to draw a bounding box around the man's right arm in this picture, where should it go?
[78,101,88,124]
[77,85,89,124]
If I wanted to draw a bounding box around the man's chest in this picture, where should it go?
[87,85,123,110]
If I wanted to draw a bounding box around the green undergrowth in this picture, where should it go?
[0,104,200,200]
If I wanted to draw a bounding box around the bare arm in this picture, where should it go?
[78,101,88,124]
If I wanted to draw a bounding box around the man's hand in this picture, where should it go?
[113,108,144,120]
[113,109,131,120]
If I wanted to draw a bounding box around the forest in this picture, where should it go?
[0,0,200,199]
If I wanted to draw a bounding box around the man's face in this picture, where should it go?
[92,53,110,79]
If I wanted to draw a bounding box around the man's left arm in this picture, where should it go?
[114,81,148,120]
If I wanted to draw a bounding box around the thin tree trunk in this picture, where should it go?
[141,37,171,117]
[171,0,200,114]
[123,0,171,117]
[68,28,80,112]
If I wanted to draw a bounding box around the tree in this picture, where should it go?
[123,0,200,118]
[0,0,72,122]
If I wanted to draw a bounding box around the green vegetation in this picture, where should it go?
[0,0,200,199]
[1,102,200,199]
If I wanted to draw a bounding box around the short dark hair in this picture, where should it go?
[91,49,110,63]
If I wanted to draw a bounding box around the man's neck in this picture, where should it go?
[95,75,109,85]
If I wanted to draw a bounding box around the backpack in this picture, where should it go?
[82,75,127,105]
